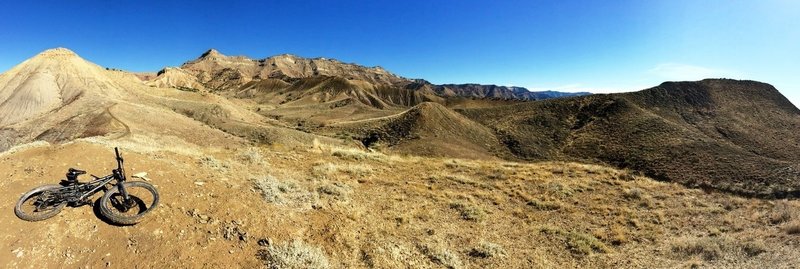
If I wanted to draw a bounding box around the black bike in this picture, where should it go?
[15,147,159,225]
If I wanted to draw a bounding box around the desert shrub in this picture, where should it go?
[526,199,562,211]
[449,202,486,222]
[546,182,574,198]
[331,147,386,162]
[312,163,338,178]
[671,236,766,261]
[198,155,229,172]
[419,244,463,269]
[768,202,795,225]
[785,221,800,235]
[238,147,265,165]
[539,226,608,255]
[257,239,330,269]
[623,188,644,200]
[316,182,351,201]
[252,175,316,207]
[468,241,507,258]
[607,225,628,246]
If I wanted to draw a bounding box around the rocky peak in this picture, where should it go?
[35,47,79,58]
[200,49,223,59]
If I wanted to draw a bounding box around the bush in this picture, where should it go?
[526,199,562,211]
[768,202,794,225]
[238,147,265,165]
[257,239,330,269]
[198,156,229,172]
[419,244,463,269]
[449,202,486,222]
[468,241,507,258]
[671,236,766,261]
[331,147,386,162]
[623,188,644,200]
[539,226,608,255]
[785,221,800,235]
[252,175,316,207]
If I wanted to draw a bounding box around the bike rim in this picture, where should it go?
[104,186,157,217]
[20,193,61,217]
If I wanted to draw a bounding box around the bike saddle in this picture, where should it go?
[68,168,86,175]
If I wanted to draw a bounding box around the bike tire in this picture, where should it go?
[99,181,159,225]
[15,184,67,221]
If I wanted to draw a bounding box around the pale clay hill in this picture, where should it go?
[0,48,799,268]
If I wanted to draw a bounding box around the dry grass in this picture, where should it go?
[768,201,796,225]
[198,155,229,172]
[330,147,387,162]
[311,162,373,178]
[419,244,464,269]
[238,147,265,165]
[316,182,352,201]
[785,221,800,235]
[670,236,766,261]
[526,199,562,211]
[449,202,486,222]
[252,175,317,208]
[257,239,330,269]
[540,226,609,255]
[468,241,507,259]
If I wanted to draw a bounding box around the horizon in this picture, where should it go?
[0,1,798,106]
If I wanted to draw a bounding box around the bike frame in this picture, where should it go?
[50,175,117,203]
[40,147,131,207]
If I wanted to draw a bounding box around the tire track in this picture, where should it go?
[106,103,131,139]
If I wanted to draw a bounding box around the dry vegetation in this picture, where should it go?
[1,138,800,268]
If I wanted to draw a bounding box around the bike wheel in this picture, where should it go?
[15,185,67,221]
[99,181,159,225]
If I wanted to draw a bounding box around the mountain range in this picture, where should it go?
[1,48,798,198]
[1,47,800,268]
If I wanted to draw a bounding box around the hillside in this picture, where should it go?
[461,79,800,197]
[328,102,506,159]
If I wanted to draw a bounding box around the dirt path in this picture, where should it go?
[105,103,131,139]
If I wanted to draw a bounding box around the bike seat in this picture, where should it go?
[68,168,86,175]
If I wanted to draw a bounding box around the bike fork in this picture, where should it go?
[118,184,135,209]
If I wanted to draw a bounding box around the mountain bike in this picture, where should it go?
[14,147,159,225]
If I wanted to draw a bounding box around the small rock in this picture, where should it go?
[194,181,205,186]
[11,248,23,258]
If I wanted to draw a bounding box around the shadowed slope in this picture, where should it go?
[462,79,800,197]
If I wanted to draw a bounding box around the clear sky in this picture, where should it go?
[1,1,798,106]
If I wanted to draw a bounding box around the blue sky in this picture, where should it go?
[1,1,798,106]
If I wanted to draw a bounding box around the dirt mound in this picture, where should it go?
[336,102,505,159]
[0,48,124,126]
[146,67,207,91]
[462,79,800,197]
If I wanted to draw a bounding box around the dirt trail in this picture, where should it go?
[105,103,131,139]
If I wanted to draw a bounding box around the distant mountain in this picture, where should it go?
[144,49,590,103]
